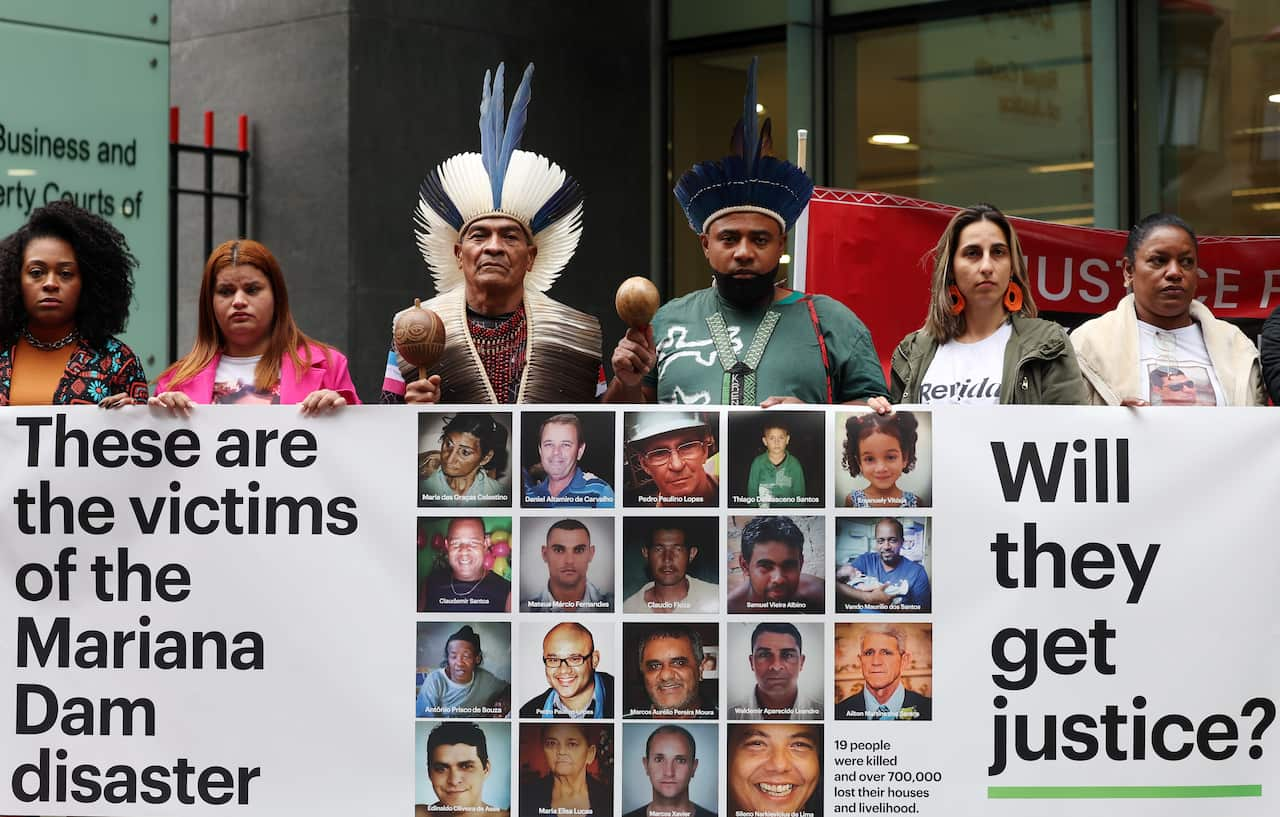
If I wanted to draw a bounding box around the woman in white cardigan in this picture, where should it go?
[1071,213,1265,406]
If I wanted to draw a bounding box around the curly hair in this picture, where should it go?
[842,412,919,476]
[0,200,137,347]
[441,413,509,477]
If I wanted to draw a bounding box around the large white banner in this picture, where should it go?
[0,407,411,816]
[919,407,1280,815]
[0,405,1276,816]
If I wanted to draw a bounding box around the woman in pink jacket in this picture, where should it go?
[151,239,359,413]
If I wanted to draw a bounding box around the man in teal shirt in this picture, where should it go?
[604,59,886,407]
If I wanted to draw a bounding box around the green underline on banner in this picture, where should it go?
[987,785,1262,799]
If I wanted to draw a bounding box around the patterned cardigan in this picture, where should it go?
[0,336,149,405]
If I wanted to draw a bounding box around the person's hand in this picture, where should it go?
[98,393,135,410]
[405,375,442,404]
[1120,397,1148,407]
[759,395,803,408]
[148,391,195,417]
[866,396,893,414]
[300,388,347,415]
[611,326,656,388]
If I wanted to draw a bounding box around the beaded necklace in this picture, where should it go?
[467,305,527,404]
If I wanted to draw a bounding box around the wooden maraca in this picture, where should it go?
[393,299,446,381]
[615,276,660,329]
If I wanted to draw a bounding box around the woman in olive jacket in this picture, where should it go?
[878,204,1084,407]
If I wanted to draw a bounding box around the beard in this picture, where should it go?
[713,268,779,307]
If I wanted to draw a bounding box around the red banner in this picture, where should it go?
[804,189,1280,370]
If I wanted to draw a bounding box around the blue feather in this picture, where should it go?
[673,55,813,234]
[479,69,496,183]
[488,63,504,189]
[479,64,508,203]
[494,63,535,207]
[742,57,759,167]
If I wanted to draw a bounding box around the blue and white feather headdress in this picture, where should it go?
[414,63,583,294]
[674,57,814,235]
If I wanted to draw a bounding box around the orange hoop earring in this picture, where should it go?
[947,284,966,315]
[1003,282,1024,312]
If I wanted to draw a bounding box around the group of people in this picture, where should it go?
[0,204,358,411]
[410,617,925,815]
[4,58,1273,414]
[417,510,841,618]
[414,620,832,817]
[416,718,825,817]
[4,55,1274,817]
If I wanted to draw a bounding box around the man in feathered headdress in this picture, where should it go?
[604,59,887,407]
[382,63,603,404]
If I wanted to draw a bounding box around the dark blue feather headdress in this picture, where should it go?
[414,62,584,293]
[674,57,813,234]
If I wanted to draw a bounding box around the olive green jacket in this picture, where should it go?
[889,316,1086,405]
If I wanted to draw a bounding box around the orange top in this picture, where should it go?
[9,338,75,405]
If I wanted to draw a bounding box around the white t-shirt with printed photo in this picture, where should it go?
[212,354,280,404]
[1136,320,1224,406]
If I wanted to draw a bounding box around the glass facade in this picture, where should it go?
[665,0,1279,298]
[830,3,1095,225]
[1156,0,1280,235]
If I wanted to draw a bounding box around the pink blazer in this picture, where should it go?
[156,344,361,405]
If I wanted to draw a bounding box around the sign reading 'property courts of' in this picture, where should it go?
[0,405,1277,816]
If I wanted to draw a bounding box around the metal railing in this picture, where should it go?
[167,108,251,360]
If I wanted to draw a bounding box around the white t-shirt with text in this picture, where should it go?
[918,321,1011,405]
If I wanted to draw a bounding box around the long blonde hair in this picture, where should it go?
[923,203,1037,342]
[161,239,330,390]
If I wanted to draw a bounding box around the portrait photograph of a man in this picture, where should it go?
[517,621,616,720]
[623,411,720,508]
[519,517,614,613]
[834,623,933,721]
[415,623,511,719]
[415,721,511,816]
[726,723,822,817]
[521,411,615,508]
[621,723,717,817]
[726,515,825,614]
[835,517,932,613]
[622,622,718,720]
[622,516,719,614]
[727,622,823,720]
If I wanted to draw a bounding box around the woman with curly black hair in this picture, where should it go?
[0,201,148,406]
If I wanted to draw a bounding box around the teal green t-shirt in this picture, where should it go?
[747,451,807,506]
[643,288,887,404]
